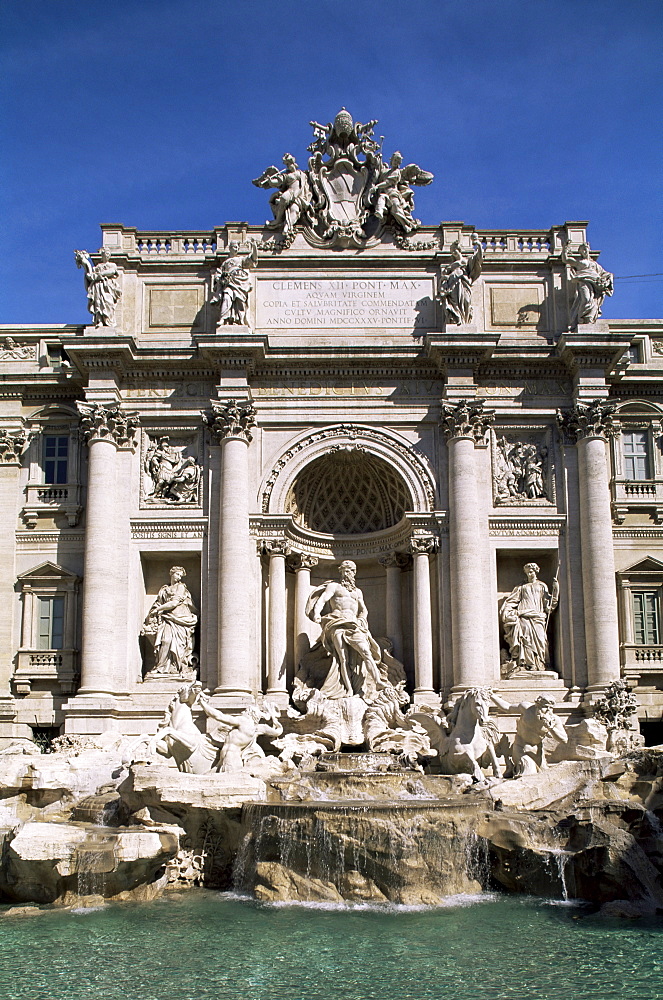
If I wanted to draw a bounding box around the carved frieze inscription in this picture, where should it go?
[256,277,435,329]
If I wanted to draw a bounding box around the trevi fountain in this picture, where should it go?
[1,110,663,999]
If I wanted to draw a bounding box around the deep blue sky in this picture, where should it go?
[1,0,661,324]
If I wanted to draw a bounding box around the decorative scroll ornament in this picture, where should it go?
[288,552,319,571]
[205,399,257,443]
[556,400,619,442]
[0,337,36,361]
[253,108,433,248]
[76,401,139,447]
[0,428,27,464]
[440,399,495,443]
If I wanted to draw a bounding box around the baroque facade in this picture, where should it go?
[1,109,662,745]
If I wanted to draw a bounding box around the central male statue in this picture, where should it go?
[305,560,384,700]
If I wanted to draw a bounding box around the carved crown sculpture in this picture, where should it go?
[252,108,433,248]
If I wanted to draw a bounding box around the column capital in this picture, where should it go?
[77,401,139,448]
[379,551,410,569]
[440,398,494,443]
[288,552,319,571]
[259,538,291,558]
[0,428,27,465]
[206,398,256,444]
[556,399,619,443]
[408,534,439,555]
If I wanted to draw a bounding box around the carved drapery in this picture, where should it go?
[440,399,494,443]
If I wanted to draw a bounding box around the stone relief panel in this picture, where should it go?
[0,337,36,361]
[145,285,204,331]
[487,285,546,330]
[141,429,203,508]
[490,427,555,507]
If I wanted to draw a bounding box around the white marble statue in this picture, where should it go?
[490,692,567,777]
[210,239,258,325]
[306,560,384,701]
[149,682,220,773]
[370,151,433,234]
[141,566,198,678]
[198,696,283,773]
[563,241,614,327]
[144,436,201,504]
[438,238,482,325]
[74,248,122,327]
[363,680,435,765]
[253,154,313,234]
[415,688,503,782]
[500,563,559,672]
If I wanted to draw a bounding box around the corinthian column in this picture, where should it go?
[440,399,494,690]
[557,400,621,690]
[290,553,318,667]
[77,402,139,695]
[207,399,256,702]
[408,536,438,703]
[379,552,407,662]
[261,539,290,707]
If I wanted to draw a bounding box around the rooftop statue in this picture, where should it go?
[210,239,258,326]
[562,240,614,327]
[74,248,122,327]
[437,238,482,325]
[253,108,433,247]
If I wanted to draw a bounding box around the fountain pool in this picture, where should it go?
[1,891,661,1000]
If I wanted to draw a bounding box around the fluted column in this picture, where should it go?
[558,400,621,690]
[77,402,138,694]
[379,552,407,662]
[262,539,290,706]
[441,399,494,690]
[408,536,438,702]
[0,429,26,719]
[291,553,318,666]
[207,399,256,701]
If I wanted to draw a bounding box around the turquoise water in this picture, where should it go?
[1,891,662,1000]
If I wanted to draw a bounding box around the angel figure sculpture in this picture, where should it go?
[210,239,258,325]
[253,153,313,234]
[438,238,483,325]
[74,248,122,327]
[371,151,434,233]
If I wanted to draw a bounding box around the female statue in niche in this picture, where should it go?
[500,562,559,672]
[142,566,198,678]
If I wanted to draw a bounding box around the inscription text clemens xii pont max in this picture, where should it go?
[256,277,434,328]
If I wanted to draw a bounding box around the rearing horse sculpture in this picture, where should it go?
[415,688,502,782]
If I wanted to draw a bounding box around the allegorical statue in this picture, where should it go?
[369,150,433,233]
[562,241,614,327]
[144,436,201,504]
[74,248,122,327]
[301,560,384,701]
[437,238,483,324]
[210,239,258,325]
[500,562,559,672]
[253,153,313,234]
[141,566,198,678]
[489,692,567,776]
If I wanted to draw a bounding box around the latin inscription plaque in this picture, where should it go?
[256,276,435,329]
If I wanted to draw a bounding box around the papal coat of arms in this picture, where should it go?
[253,108,433,248]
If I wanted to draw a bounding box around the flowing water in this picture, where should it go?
[1,891,662,1000]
